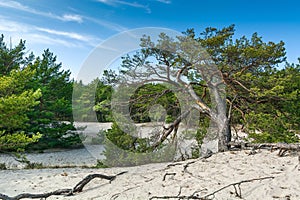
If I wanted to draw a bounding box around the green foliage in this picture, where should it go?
[0,56,42,151]
[0,34,34,75]
[101,69,119,85]
[243,64,300,143]
[187,117,209,158]
[102,122,175,167]
[194,25,298,143]
[129,83,180,123]
[246,112,299,143]
[117,25,299,147]
[0,131,41,152]
[195,117,209,146]
[73,78,113,122]
[74,77,179,124]
[25,49,79,149]
[94,81,113,122]
[105,122,149,152]
[0,68,42,130]
[28,122,81,150]
[72,80,97,122]
[0,34,79,151]
[93,160,109,168]
[27,49,73,121]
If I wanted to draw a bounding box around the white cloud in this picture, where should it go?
[26,33,78,47]
[0,0,127,31]
[156,0,171,4]
[0,17,29,32]
[0,16,101,48]
[0,0,84,23]
[61,14,83,23]
[97,0,151,13]
[36,28,86,41]
[97,0,111,4]
[36,27,101,46]
[85,16,127,32]
[0,0,29,12]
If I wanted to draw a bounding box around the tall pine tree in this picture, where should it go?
[26,49,80,149]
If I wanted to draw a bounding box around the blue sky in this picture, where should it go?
[0,0,299,77]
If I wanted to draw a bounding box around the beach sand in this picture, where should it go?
[0,149,299,200]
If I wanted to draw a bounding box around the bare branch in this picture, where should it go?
[150,176,274,200]
[228,142,300,155]
[202,176,274,199]
[0,172,127,200]
[232,79,251,93]
[162,172,176,181]
[149,109,191,150]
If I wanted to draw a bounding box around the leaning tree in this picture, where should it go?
[111,25,287,155]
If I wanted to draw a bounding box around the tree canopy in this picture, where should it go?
[0,34,80,151]
[97,25,299,162]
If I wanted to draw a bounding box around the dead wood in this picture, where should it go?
[0,171,127,200]
[228,142,300,156]
[162,172,176,181]
[202,176,274,199]
[149,176,274,200]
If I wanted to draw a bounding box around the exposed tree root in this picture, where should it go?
[228,142,300,156]
[201,176,274,199]
[1,142,298,200]
[149,176,274,199]
[0,171,127,200]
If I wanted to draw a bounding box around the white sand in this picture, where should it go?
[0,145,106,169]
[0,150,299,200]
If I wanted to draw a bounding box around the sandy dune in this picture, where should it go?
[0,149,299,200]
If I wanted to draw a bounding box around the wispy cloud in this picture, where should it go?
[26,34,80,48]
[155,0,171,4]
[0,16,101,48]
[0,0,28,12]
[97,0,151,13]
[0,16,30,32]
[36,27,101,46]
[61,14,83,23]
[85,16,127,32]
[36,28,87,41]
[0,0,127,32]
[0,0,84,23]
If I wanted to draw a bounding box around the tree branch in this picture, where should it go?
[228,142,300,156]
[149,109,191,150]
[202,176,274,199]
[0,171,127,200]
[149,176,274,199]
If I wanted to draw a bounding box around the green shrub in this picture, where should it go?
[28,122,82,150]
[246,112,299,143]
[0,131,41,152]
[102,122,175,167]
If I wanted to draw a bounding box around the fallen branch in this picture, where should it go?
[202,176,274,199]
[229,142,300,150]
[228,142,300,156]
[149,176,274,200]
[162,172,176,181]
[0,171,127,200]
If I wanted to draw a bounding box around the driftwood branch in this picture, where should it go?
[202,176,274,199]
[0,171,127,200]
[149,176,274,199]
[228,142,300,156]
